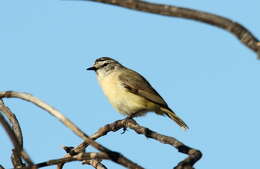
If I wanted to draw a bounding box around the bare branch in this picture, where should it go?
[0,110,33,166]
[71,118,202,169]
[87,0,260,58]
[21,152,109,169]
[0,91,144,169]
[0,91,201,168]
[0,99,25,168]
[62,146,107,169]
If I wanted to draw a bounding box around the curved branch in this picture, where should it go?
[0,100,23,147]
[0,99,25,168]
[0,91,144,169]
[0,110,33,166]
[87,0,260,58]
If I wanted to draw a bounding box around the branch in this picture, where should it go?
[0,109,33,166]
[62,147,107,169]
[87,0,260,58]
[0,100,23,146]
[0,91,201,168]
[0,91,144,169]
[21,152,109,169]
[0,99,25,168]
[68,118,202,169]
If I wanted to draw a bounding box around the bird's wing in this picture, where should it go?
[118,69,168,107]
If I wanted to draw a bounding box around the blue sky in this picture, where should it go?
[0,0,260,169]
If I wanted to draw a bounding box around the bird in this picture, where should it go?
[87,57,189,130]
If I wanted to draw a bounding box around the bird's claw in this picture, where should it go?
[121,127,128,134]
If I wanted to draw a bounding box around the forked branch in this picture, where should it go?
[68,118,202,169]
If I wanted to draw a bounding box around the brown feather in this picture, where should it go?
[118,69,168,107]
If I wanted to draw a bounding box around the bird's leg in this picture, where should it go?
[121,115,132,134]
[121,110,145,134]
[126,113,135,120]
[121,127,127,134]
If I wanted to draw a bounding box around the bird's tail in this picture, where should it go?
[160,107,189,130]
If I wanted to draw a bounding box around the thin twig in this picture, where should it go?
[0,91,144,169]
[87,0,260,58]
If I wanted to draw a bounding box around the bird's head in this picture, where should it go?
[87,57,121,75]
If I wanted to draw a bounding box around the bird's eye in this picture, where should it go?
[102,63,109,67]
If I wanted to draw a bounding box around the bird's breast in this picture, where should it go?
[97,72,153,116]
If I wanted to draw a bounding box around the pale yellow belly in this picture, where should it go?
[98,72,156,116]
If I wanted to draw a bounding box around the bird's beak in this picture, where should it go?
[86,66,97,71]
